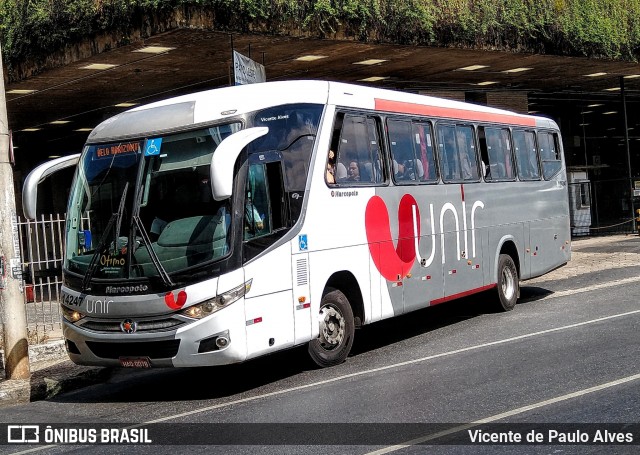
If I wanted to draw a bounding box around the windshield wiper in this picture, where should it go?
[81,184,129,292]
[113,182,129,255]
[132,215,173,288]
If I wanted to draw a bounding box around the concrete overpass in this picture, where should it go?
[4,27,640,225]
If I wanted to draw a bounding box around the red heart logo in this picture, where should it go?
[365,194,419,281]
[165,290,188,309]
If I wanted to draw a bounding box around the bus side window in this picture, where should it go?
[412,122,438,183]
[438,124,478,182]
[513,130,541,180]
[366,118,384,183]
[244,162,286,240]
[334,113,383,185]
[539,131,562,179]
[480,127,515,181]
[243,161,287,260]
[437,124,458,181]
[388,119,417,183]
[455,125,479,181]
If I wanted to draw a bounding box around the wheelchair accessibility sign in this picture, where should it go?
[298,234,308,251]
[144,138,162,156]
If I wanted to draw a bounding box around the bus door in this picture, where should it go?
[242,153,296,358]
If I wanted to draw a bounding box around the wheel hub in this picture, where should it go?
[318,305,345,350]
[502,267,515,300]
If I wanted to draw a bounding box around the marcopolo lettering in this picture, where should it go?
[105,284,149,294]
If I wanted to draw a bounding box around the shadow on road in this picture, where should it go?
[47,286,555,405]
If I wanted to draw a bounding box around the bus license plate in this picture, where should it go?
[119,357,151,368]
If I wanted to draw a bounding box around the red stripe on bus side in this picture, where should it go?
[430,283,497,306]
[374,99,536,127]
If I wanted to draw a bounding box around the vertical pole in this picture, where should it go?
[621,76,635,232]
[0,43,30,379]
[229,34,234,87]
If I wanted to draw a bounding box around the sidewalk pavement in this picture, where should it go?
[0,234,637,408]
[0,340,110,408]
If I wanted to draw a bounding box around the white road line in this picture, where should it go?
[535,274,640,301]
[364,372,640,454]
[8,303,640,454]
[142,309,640,424]
[11,371,640,455]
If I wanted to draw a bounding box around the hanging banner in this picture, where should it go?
[233,50,266,85]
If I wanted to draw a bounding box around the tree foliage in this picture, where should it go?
[2,0,640,78]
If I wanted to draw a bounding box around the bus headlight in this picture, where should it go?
[61,305,85,323]
[181,279,252,320]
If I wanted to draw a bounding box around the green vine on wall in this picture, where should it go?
[2,0,640,80]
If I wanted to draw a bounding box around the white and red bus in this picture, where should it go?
[24,80,571,368]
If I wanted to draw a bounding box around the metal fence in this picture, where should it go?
[1,214,67,345]
[569,178,637,236]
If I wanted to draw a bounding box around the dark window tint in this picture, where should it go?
[244,164,270,241]
[388,119,437,184]
[478,127,515,181]
[412,122,438,182]
[512,130,541,180]
[332,114,384,185]
[437,124,479,182]
[252,103,323,191]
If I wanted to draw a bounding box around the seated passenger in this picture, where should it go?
[326,150,336,184]
[347,161,360,182]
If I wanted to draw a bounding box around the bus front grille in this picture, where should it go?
[85,340,181,359]
[79,317,186,333]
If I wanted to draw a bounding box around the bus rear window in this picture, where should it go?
[539,131,562,179]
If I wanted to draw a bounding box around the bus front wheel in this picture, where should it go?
[496,254,519,311]
[308,288,355,367]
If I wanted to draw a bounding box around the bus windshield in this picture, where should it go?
[65,123,241,281]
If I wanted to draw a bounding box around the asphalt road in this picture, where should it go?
[0,236,639,454]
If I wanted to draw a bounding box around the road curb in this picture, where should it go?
[1,340,111,407]
[0,361,110,407]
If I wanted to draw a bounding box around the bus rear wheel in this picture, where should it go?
[496,254,519,311]
[308,288,355,367]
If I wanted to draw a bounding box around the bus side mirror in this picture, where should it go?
[210,127,268,201]
[22,154,81,220]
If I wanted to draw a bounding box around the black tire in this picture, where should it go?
[308,288,355,367]
[496,254,519,311]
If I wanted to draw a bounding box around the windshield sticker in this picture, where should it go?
[144,138,163,156]
[95,142,140,159]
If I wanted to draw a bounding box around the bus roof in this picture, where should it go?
[87,80,555,143]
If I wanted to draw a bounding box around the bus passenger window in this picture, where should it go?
[333,113,384,185]
[513,130,541,180]
[480,127,514,181]
[456,126,479,181]
[437,124,478,182]
[539,132,562,179]
[438,125,458,180]
[412,122,437,183]
[388,119,417,183]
